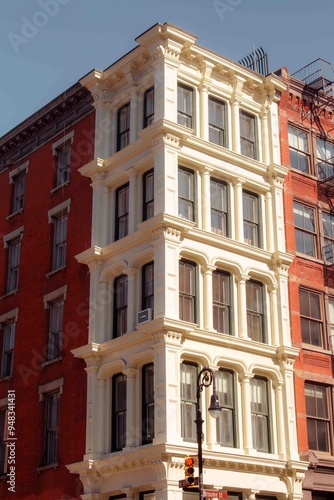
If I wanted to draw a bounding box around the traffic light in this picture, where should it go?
[184,456,195,486]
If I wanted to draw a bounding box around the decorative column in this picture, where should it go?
[273,380,286,459]
[201,166,213,232]
[260,99,270,165]
[152,132,181,217]
[269,284,279,346]
[91,171,109,248]
[151,45,181,122]
[199,61,214,140]
[232,178,245,243]
[128,168,138,234]
[123,368,138,448]
[152,227,181,320]
[240,373,254,454]
[235,274,249,339]
[152,330,182,445]
[202,265,215,331]
[96,378,107,453]
[231,75,245,154]
[124,267,138,332]
[90,81,114,160]
[85,358,100,456]
[265,189,273,253]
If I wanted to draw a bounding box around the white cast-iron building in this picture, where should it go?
[68,23,307,500]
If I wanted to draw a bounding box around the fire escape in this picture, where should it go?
[292,59,334,286]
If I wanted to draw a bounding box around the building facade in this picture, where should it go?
[68,23,307,500]
[0,84,94,498]
[278,61,334,499]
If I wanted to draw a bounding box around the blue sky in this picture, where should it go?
[1,0,334,137]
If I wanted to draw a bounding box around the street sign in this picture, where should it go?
[203,490,228,498]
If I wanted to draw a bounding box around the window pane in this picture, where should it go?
[209,98,226,146]
[243,192,259,246]
[179,260,196,323]
[142,262,154,310]
[213,271,231,333]
[240,111,257,159]
[114,276,128,337]
[305,383,330,452]
[211,179,228,236]
[246,281,264,342]
[143,170,154,220]
[251,378,270,452]
[112,374,127,451]
[216,370,235,446]
[177,84,193,128]
[116,184,129,239]
[142,364,154,443]
[144,87,154,127]
[45,392,60,464]
[180,363,197,441]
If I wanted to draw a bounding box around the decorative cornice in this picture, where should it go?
[0,83,93,170]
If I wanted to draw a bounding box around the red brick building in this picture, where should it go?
[0,83,94,499]
[277,60,334,499]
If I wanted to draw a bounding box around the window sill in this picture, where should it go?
[41,357,62,368]
[301,343,333,355]
[0,376,13,383]
[0,289,18,301]
[37,463,58,473]
[50,181,70,194]
[6,209,23,220]
[46,266,66,279]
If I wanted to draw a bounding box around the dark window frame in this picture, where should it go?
[240,110,258,160]
[43,391,60,466]
[216,369,236,447]
[177,83,194,129]
[246,280,265,343]
[179,259,197,324]
[180,361,197,442]
[293,201,317,257]
[210,178,228,236]
[143,169,154,221]
[115,183,129,240]
[47,298,64,361]
[112,373,127,451]
[6,237,21,293]
[143,87,154,128]
[113,275,128,338]
[0,321,15,378]
[178,167,195,222]
[288,124,310,174]
[243,190,260,247]
[52,211,68,271]
[213,270,232,334]
[250,376,271,453]
[117,102,130,151]
[299,288,324,348]
[142,262,154,311]
[0,408,8,475]
[12,172,26,213]
[305,382,331,453]
[209,96,227,147]
[55,142,71,187]
[142,363,154,444]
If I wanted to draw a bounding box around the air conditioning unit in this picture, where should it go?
[137,308,152,324]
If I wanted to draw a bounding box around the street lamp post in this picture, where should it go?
[195,367,221,500]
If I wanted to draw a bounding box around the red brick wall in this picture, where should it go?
[0,109,95,499]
